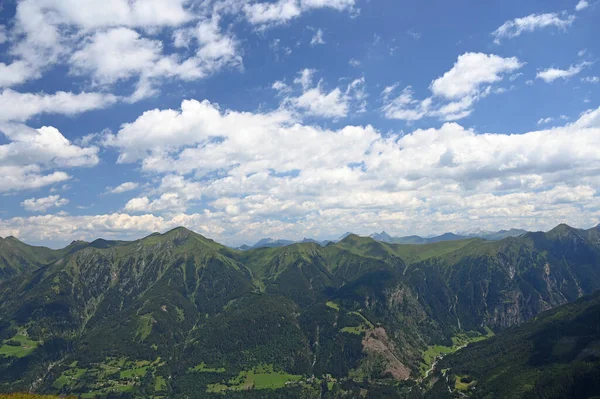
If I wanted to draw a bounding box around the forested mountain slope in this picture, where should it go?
[0,237,87,281]
[423,290,600,399]
[0,224,598,398]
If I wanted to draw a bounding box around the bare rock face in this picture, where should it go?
[362,327,411,380]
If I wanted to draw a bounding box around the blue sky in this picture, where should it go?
[0,0,599,247]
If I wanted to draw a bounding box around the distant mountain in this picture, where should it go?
[467,228,528,240]
[368,228,529,244]
[233,228,529,251]
[369,231,394,242]
[0,223,599,398]
[252,237,295,248]
[236,237,331,250]
[423,290,600,398]
[338,232,354,241]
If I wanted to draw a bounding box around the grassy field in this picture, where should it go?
[52,356,164,396]
[154,376,167,391]
[0,334,40,358]
[207,364,303,392]
[419,328,495,376]
[189,362,226,373]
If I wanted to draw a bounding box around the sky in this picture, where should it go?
[0,0,599,248]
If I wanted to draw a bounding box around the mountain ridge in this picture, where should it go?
[0,223,599,398]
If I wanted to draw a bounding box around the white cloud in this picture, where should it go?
[293,87,349,117]
[0,166,70,194]
[5,105,600,246]
[382,86,430,121]
[294,68,316,89]
[0,124,98,193]
[0,125,99,169]
[70,28,164,85]
[5,0,189,87]
[383,53,522,121]
[406,30,421,40]
[244,0,355,27]
[576,0,589,11]
[579,49,588,57]
[0,213,223,245]
[536,61,591,82]
[0,25,6,44]
[272,80,291,92]
[509,73,523,81]
[0,89,117,123]
[349,59,361,67]
[244,0,301,26]
[107,182,139,194]
[2,1,241,101]
[0,61,40,89]
[310,28,326,45]
[279,70,367,118]
[16,0,191,31]
[492,13,575,44]
[582,76,600,83]
[571,106,600,129]
[537,117,554,125]
[70,20,241,101]
[21,195,69,213]
[431,53,523,99]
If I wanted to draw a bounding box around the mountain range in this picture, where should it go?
[238,228,529,250]
[0,223,599,398]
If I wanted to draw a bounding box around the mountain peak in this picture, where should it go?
[370,231,394,242]
[339,232,354,240]
[166,226,194,235]
[549,223,574,233]
[339,233,373,245]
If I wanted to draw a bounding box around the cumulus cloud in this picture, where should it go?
[3,0,187,88]
[70,18,241,101]
[492,12,575,44]
[0,61,40,89]
[272,69,367,119]
[571,106,600,129]
[0,167,70,194]
[430,53,523,99]
[106,182,139,194]
[0,89,117,123]
[2,105,600,245]
[244,0,355,27]
[536,61,591,82]
[383,53,522,121]
[1,0,356,99]
[2,0,242,101]
[97,99,600,244]
[70,28,164,85]
[576,0,589,11]
[21,195,69,212]
[0,124,99,193]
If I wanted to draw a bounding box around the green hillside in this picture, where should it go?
[0,224,598,398]
[423,290,600,398]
